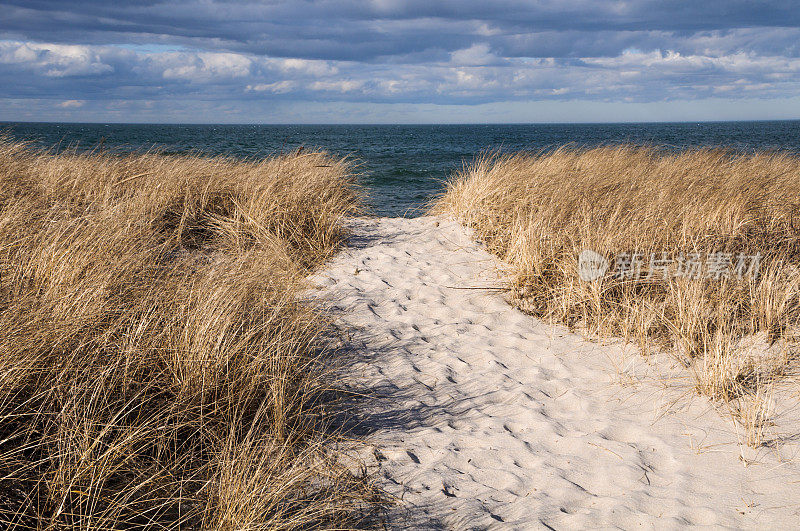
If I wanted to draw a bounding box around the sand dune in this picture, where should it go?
[311,216,800,528]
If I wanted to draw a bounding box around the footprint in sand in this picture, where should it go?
[312,216,800,529]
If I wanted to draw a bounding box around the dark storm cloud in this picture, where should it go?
[4,1,800,60]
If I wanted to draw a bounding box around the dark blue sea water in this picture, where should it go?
[3,121,800,216]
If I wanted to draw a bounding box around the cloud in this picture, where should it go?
[308,80,364,93]
[1,1,800,121]
[246,81,296,94]
[58,99,84,107]
[1,39,799,108]
[0,41,117,77]
[5,1,800,61]
[155,52,253,81]
[450,44,505,66]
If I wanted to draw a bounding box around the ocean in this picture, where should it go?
[3,121,800,217]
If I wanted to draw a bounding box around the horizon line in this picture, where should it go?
[3,118,800,127]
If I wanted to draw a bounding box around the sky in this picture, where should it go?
[2,1,800,124]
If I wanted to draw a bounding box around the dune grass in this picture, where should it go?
[0,137,378,528]
[434,145,800,446]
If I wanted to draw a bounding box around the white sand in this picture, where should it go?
[311,216,800,528]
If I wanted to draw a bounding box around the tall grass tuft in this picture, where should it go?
[434,146,800,446]
[0,137,376,528]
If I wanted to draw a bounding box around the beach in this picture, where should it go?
[313,216,800,528]
[3,133,800,527]
[6,0,800,526]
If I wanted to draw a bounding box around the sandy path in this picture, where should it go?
[311,216,800,529]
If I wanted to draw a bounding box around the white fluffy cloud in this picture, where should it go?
[2,39,800,106]
[0,41,116,77]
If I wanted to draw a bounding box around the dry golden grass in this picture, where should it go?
[434,145,800,445]
[0,137,378,528]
